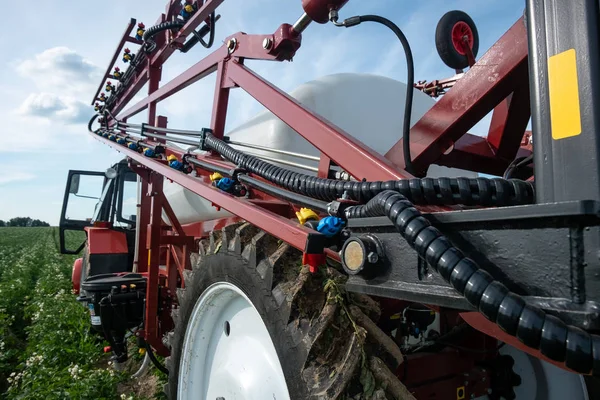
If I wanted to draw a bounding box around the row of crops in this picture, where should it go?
[0,227,159,399]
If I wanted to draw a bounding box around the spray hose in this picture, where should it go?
[203,132,534,206]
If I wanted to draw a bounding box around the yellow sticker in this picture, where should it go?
[548,49,582,140]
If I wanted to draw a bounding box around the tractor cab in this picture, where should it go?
[59,159,138,274]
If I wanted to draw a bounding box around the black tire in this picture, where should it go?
[435,10,479,70]
[165,223,404,400]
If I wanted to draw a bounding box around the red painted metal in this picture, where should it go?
[486,83,531,159]
[71,258,83,295]
[94,133,324,255]
[120,46,226,120]
[85,227,128,254]
[91,18,139,104]
[317,154,331,178]
[301,0,349,23]
[210,60,231,139]
[385,17,529,175]
[226,61,411,180]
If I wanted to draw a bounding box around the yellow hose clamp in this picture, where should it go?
[167,154,178,162]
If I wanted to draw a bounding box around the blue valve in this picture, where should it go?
[216,178,235,192]
[109,135,116,142]
[117,138,126,145]
[128,143,138,151]
[317,216,345,237]
[144,148,155,157]
[169,160,183,170]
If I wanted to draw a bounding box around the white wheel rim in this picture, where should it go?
[178,282,291,400]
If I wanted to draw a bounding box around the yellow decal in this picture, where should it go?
[548,49,582,140]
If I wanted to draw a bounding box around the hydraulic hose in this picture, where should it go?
[143,20,184,53]
[335,15,416,175]
[144,340,169,375]
[88,114,100,133]
[203,133,535,206]
[345,191,599,375]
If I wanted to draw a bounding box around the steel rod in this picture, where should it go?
[228,140,320,161]
[243,152,319,172]
[292,13,313,33]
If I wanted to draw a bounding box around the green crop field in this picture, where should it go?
[0,227,163,400]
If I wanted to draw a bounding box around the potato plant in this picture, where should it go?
[0,227,152,399]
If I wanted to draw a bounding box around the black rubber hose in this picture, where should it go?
[192,12,216,49]
[144,340,169,375]
[345,15,416,175]
[143,20,185,53]
[237,175,329,213]
[203,133,534,206]
[345,190,600,375]
[88,114,99,133]
[180,15,217,53]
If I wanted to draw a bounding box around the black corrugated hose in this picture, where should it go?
[345,190,600,375]
[203,132,535,206]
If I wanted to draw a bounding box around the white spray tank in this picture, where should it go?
[164,73,476,225]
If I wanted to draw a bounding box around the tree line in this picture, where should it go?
[0,217,50,227]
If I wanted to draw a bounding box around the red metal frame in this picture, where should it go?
[86,0,550,384]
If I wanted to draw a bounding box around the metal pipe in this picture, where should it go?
[186,157,231,176]
[147,125,203,136]
[143,131,200,147]
[292,12,313,33]
[228,140,320,161]
[244,152,319,172]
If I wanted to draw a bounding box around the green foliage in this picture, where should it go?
[0,218,50,228]
[0,228,141,399]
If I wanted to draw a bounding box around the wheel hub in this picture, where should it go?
[451,21,474,55]
[178,282,290,400]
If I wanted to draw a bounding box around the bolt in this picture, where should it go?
[367,252,379,263]
[470,395,475,399]
[464,381,469,386]
[227,39,237,53]
[482,377,486,382]
[487,389,493,394]
[262,37,272,50]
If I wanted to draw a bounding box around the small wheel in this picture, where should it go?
[435,10,479,70]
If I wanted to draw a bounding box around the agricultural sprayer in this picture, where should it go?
[58,0,600,398]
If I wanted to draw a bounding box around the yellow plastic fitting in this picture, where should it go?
[296,208,319,225]
[210,172,223,182]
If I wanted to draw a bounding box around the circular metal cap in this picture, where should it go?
[341,238,366,275]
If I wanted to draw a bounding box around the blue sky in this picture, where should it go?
[0,0,525,225]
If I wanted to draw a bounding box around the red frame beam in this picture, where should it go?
[385,17,529,175]
[90,18,140,104]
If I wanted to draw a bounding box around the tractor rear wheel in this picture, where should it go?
[165,223,407,400]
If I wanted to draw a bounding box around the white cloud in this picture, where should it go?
[0,169,35,185]
[17,92,90,124]
[16,47,102,95]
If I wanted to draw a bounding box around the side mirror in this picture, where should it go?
[105,168,118,179]
[69,174,80,194]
